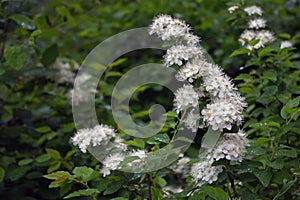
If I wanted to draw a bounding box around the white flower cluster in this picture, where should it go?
[150,15,248,187]
[67,73,98,106]
[191,130,248,185]
[228,6,239,13]
[71,124,116,153]
[201,100,243,131]
[101,152,125,177]
[52,59,79,84]
[207,130,249,162]
[231,5,274,51]
[280,40,293,49]
[173,84,201,113]
[151,15,246,132]
[190,158,223,186]
[164,45,202,67]
[244,6,263,16]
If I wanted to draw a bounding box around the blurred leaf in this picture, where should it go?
[46,148,61,160]
[41,44,59,67]
[4,45,28,70]
[7,166,31,181]
[0,167,5,182]
[9,14,36,30]
[18,158,33,166]
[123,138,145,148]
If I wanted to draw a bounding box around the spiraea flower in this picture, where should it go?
[201,100,243,131]
[248,18,267,29]
[174,84,200,113]
[280,40,293,49]
[190,158,223,186]
[244,6,263,16]
[208,130,249,162]
[228,6,239,13]
[239,30,256,46]
[71,124,115,153]
[149,14,190,41]
[101,152,125,177]
[125,149,147,167]
[164,45,202,67]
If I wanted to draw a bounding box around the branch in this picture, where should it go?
[146,173,152,200]
[226,160,239,199]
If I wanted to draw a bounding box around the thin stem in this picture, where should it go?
[226,160,238,199]
[146,173,152,200]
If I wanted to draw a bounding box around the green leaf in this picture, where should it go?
[123,138,145,148]
[35,126,51,133]
[36,154,52,163]
[278,33,291,40]
[230,48,250,57]
[103,181,123,195]
[9,14,36,30]
[255,137,270,146]
[7,166,31,181]
[153,177,167,187]
[201,186,228,200]
[266,159,284,170]
[254,170,272,187]
[0,167,5,182]
[46,148,61,160]
[4,46,28,70]
[48,161,61,173]
[64,189,100,199]
[43,171,71,180]
[235,73,252,81]
[286,96,300,108]
[18,158,33,166]
[109,58,127,68]
[274,180,296,200]
[72,166,94,181]
[151,186,164,199]
[153,133,170,143]
[274,148,297,158]
[111,198,128,200]
[163,110,178,118]
[263,70,277,82]
[41,44,59,67]
[201,127,221,148]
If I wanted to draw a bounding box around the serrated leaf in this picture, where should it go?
[64,189,100,199]
[274,148,297,158]
[73,166,94,181]
[201,186,228,200]
[48,161,61,173]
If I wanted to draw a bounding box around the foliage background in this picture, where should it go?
[0,0,299,199]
